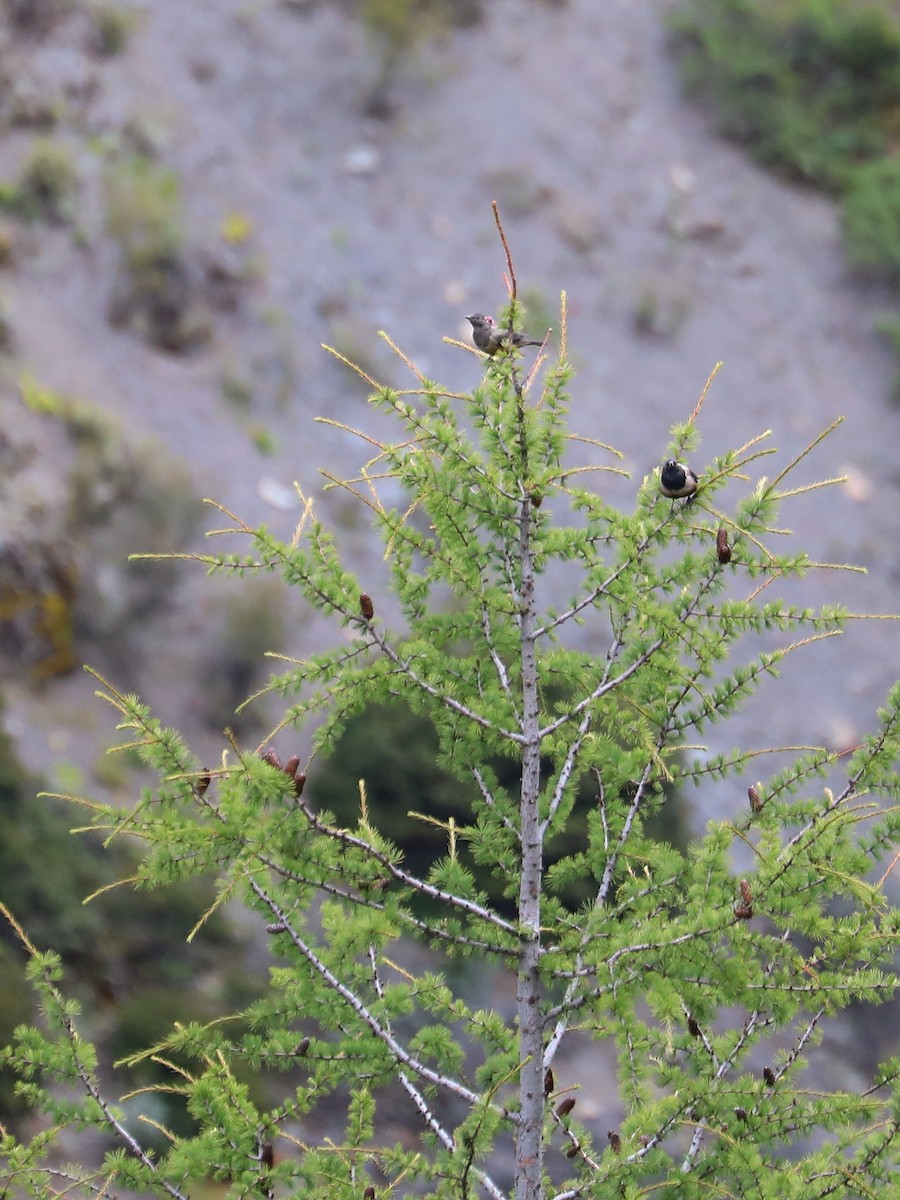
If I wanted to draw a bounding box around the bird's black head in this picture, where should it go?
[659,459,698,500]
[466,313,485,327]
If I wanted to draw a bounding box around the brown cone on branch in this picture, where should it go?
[735,878,754,919]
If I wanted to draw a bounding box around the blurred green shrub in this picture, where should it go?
[842,158,900,277]
[0,712,99,984]
[670,0,900,191]
[358,0,481,116]
[0,138,78,221]
[201,579,288,734]
[3,384,203,677]
[104,157,210,350]
[0,943,31,1118]
[0,696,258,1127]
[88,1,134,55]
[872,309,900,400]
[671,0,900,389]
[20,139,77,219]
[309,700,688,913]
[104,156,182,269]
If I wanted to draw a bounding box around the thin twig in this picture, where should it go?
[492,200,516,302]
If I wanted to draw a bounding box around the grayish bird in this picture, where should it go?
[466,312,543,356]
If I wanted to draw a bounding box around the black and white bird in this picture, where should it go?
[659,460,699,502]
[466,313,543,356]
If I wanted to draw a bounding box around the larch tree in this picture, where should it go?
[2,218,899,1200]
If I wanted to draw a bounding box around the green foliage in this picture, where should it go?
[843,157,900,277]
[4,381,203,672]
[362,0,420,56]
[21,139,78,219]
[1,289,899,1197]
[360,0,481,51]
[0,727,47,1119]
[0,944,31,1118]
[0,691,103,966]
[671,0,900,379]
[0,695,256,1132]
[103,156,210,351]
[88,2,134,56]
[358,0,481,116]
[104,156,183,270]
[0,138,78,222]
[670,0,900,190]
[873,308,900,399]
[311,699,688,911]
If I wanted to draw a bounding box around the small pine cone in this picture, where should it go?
[359,592,375,621]
[734,877,754,918]
[544,1067,554,1097]
[748,783,763,814]
[763,1066,776,1086]
[555,1097,576,1118]
[687,1015,701,1037]
[363,1188,375,1200]
[259,1140,275,1169]
[607,1130,621,1153]
[530,491,543,508]
[294,771,307,796]
[716,527,732,563]
[734,1106,748,1122]
[284,755,301,778]
[266,921,287,934]
[565,1145,579,1159]
[294,1037,310,1057]
[195,769,212,797]
[260,748,283,771]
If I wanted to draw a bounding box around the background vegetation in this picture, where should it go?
[671,0,900,390]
